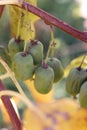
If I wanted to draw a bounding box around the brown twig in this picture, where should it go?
[0,5,5,17]
[0,80,23,130]
[16,1,87,43]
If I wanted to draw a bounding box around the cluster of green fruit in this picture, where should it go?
[7,37,64,94]
[65,67,87,107]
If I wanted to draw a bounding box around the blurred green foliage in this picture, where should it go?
[36,0,85,67]
[37,0,84,44]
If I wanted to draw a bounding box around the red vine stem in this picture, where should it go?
[0,80,23,130]
[17,1,87,43]
[0,5,5,17]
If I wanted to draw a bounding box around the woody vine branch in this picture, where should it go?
[16,1,87,43]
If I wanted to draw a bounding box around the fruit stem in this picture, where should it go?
[79,53,87,69]
[45,26,55,62]
[45,26,54,63]
[45,40,52,63]
[50,26,55,58]
[15,1,87,43]
[23,5,33,52]
[0,80,23,130]
[16,12,21,40]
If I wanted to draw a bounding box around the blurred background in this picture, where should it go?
[0,0,87,105]
[0,0,87,129]
[0,0,87,109]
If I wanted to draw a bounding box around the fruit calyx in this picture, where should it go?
[21,51,29,57]
[30,39,38,46]
[42,60,48,69]
[15,36,21,44]
[77,66,82,71]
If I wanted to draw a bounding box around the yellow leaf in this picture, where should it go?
[23,108,45,130]
[59,109,87,130]
[23,98,87,130]
[8,0,39,41]
[24,79,54,103]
